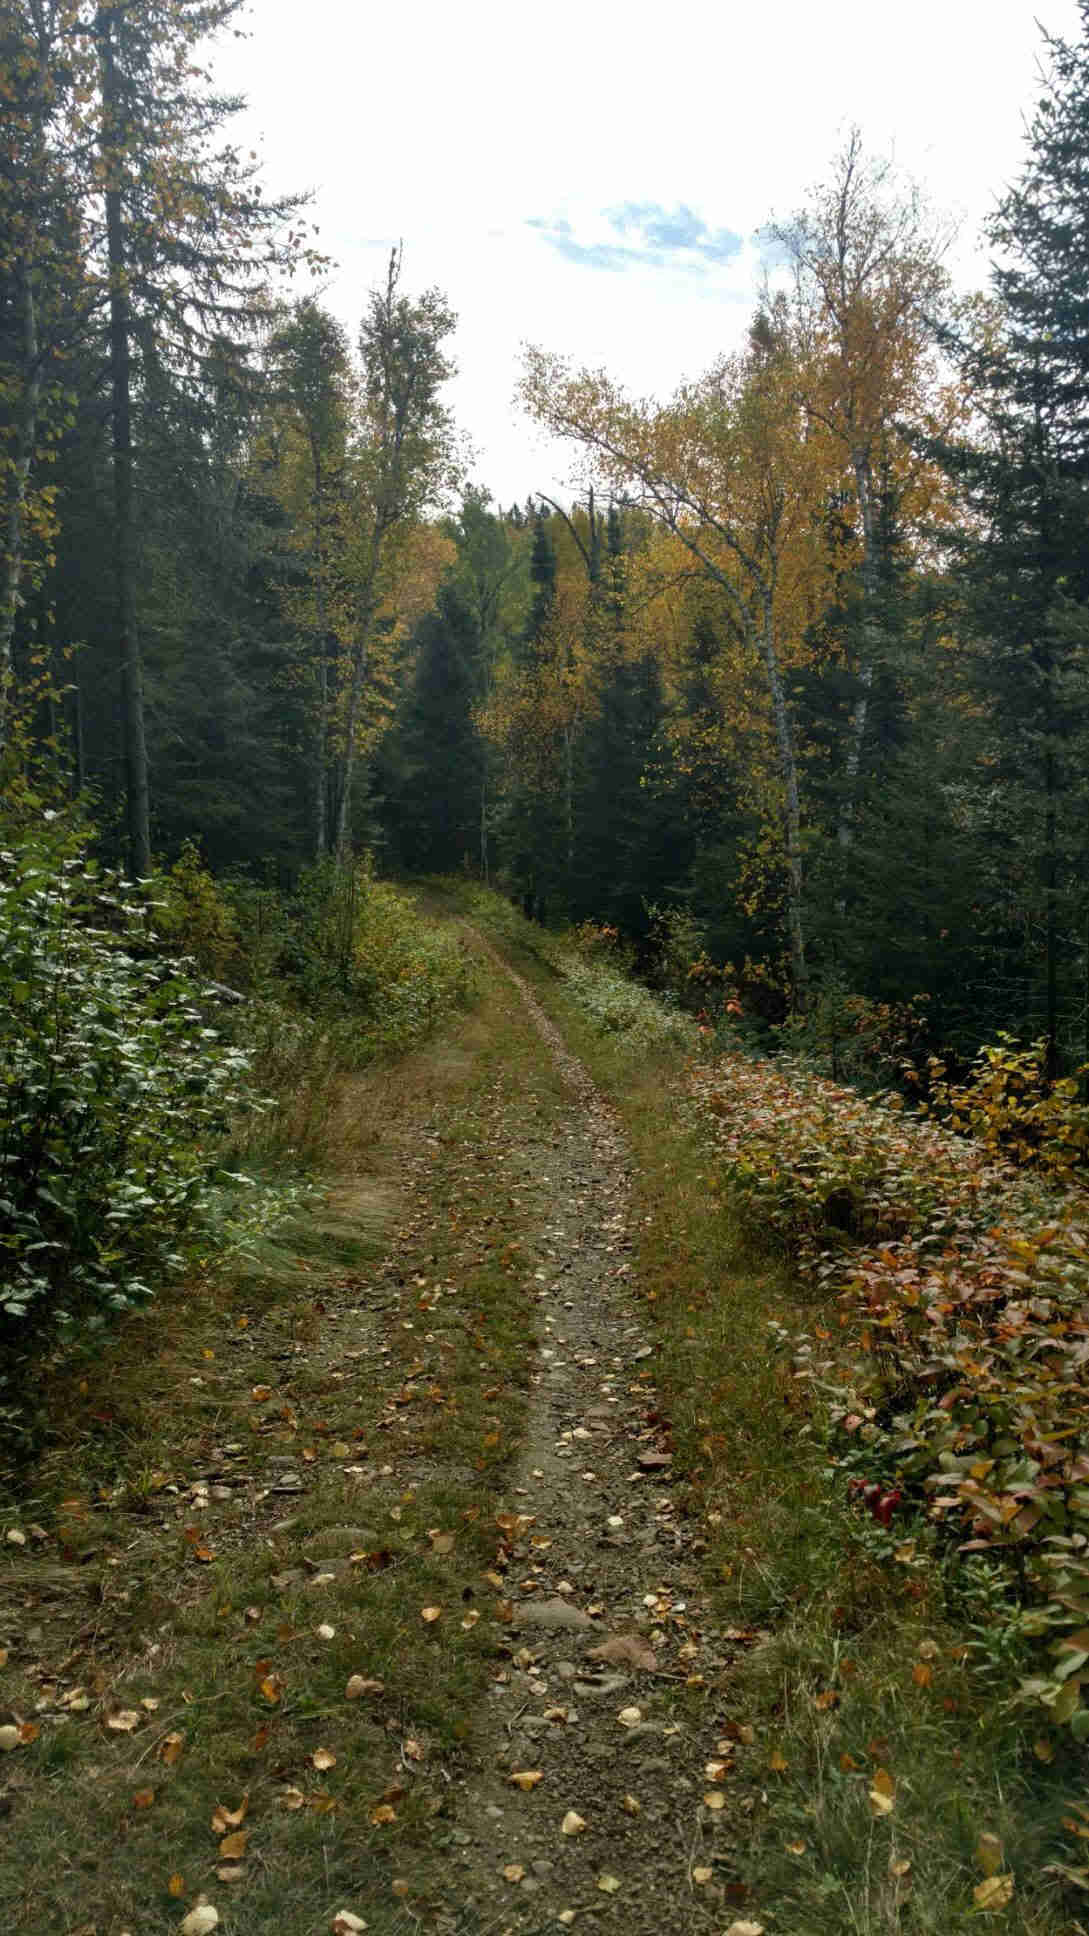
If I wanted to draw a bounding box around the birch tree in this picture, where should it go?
[520,325,836,1006]
[769,130,952,860]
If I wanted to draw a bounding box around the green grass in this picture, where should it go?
[0,955,570,1935]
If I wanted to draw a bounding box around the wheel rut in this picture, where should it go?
[441,937,744,1934]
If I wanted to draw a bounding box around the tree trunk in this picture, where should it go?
[760,598,808,1008]
[334,627,369,862]
[0,260,42,756]
[838,448,877,863]
[100,15,151,878]
[311,449,328,858]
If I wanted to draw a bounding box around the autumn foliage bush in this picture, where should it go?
[690,1048,1089,1734]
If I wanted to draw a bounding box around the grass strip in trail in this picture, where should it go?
[448,882,1089,1936]
[0,958,573,1936]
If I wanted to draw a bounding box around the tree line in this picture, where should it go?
[5,0,1089,1081]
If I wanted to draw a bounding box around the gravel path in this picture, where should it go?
[443,940,747,1933]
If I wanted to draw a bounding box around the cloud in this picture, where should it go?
[527,201,744,274]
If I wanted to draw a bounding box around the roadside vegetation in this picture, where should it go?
[0,803,475,1451]
[452,880,1089,1936]
[0,874,574,1934]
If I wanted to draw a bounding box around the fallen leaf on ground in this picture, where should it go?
[705,1759,729,1780]
[503,1864,526,1883]
[597,1875,621,1894]
[259,1674,283,1704]
[704,1791,726,1811]
[345,1676,384,1699]
[562,1811,587,1836]
[279,1787,305,1810]
[420,1605,442,1624]
[312,1748,337,1771]
[369,1804,397,1826]
[218,1831,249,1861]
[587,1634,657,1672]
[0,1727,23,1752]
[976,1833,1003,1876]
[621,1794,641,1814]
[211,1797,248,1833]
[767,1749,788,1772]
[179,1910,219,1936]
[725,1923,764,1936]
[168,1875,186,1898]
[973,1875,1014,1911]
[692,1866,713,1884]
[132,1789,155,1810]
[510,1770,544,1790]
[216,1866,245,1884]
[106,1710,141,1732]
[331,1914,368,1934]
[616,1706,642,1728]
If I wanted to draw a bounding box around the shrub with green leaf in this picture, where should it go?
[0,821,257,1389]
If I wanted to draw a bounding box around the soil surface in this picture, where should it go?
[442,940,747,1932]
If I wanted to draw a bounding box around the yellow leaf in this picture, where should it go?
[420,1605,442,1624]
[704,1790,727,1810]
[597,1874,620,1894]
[976,1833,1003,1877]
[218,1831,249,1861]
[768,1749,788,1772]
[973,1874,1014,1910]
[369,1803,397,1826]
[312,1748,337,1771]
[503,1863,525,1882]
[693,1865,713,1883]
[510,1770,544,1790]
[168,1874,186,1897]
[562,1810,587,1836]
[211,1796,248,1833]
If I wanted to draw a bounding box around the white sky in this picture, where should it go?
[216,0,1085,506]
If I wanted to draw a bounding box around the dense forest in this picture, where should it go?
[4,1,1089,1089]
[10,9,1089,1930]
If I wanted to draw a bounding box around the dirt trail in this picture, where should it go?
[445,938,743,1932]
